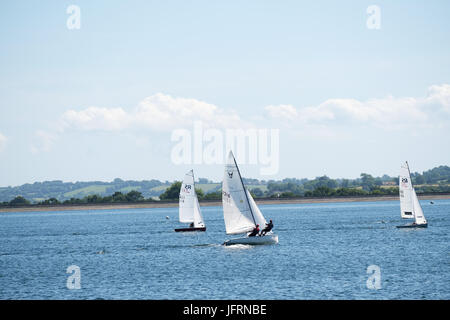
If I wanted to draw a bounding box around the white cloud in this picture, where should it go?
[61,107,131,131]
[135,93,248,130]
[36,85,450,153]
[61,93,248,132]
[265,104,298,120]
[426,84,450,115]
[0,133,7,152]
[265,84,450,130]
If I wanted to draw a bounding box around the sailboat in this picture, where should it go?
[222,151,278,245]
[396,161,428,228]
[174,170,206,232]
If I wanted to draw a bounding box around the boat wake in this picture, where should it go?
[223,244,253,250]
[191,243,221,248]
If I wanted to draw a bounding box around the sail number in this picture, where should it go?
[223,191,231,204]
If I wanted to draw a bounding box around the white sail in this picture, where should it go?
[192,189,205,228]
[179,170,205,227]
[222,151,257,235]
[399,162,414,219]
[246,188,267,228]
[412,189,427,225]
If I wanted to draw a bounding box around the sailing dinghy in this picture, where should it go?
[174,170,206,232]
[396,161,427,228]
[222,151,278,245]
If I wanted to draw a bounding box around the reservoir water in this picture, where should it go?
[0,200,449,299]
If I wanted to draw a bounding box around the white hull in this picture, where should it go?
[223,234,278,246]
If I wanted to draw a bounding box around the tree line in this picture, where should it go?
[0,179,166,203]
[0,190,153,207]
[1,165,449,205]
[158,182,222,201]
[3,183,450,207]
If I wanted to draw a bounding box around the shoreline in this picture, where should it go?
[1,194,449,213]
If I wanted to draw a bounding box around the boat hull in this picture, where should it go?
[396,223,428,229]
[223,234,278,246]
[174,227,206,232]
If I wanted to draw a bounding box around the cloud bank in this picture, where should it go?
[33,85,450,153]
[265,84,450,130]
[61,93,247,132]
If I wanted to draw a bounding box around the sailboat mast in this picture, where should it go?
[191,169,196,191]
[232,154,257,226]
[406,161,414,188]
[191,169,200,205]
[405,161,415,214]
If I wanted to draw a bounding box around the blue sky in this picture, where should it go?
[1,0,449,186]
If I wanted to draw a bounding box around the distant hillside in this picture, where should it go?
[0,179,168,203]
[0,165,449,203]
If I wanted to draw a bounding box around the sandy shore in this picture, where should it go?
[0,194,449,213]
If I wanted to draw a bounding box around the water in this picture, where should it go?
[0,200,449,300]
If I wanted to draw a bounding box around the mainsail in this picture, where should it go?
[399,161,427,225]
[179,170,205,228]
[222,151,266,235]
[399,162,414,219]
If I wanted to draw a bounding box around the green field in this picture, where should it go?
[195,183,221,193]
[62,183,226,199]
[118,186,142,193]
[247,184,268,192]
[64,185,110,198]
[149,184,171,192]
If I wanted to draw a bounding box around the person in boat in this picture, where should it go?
[248,224,260,237]
[189,222,194,228]
[260,220,273,236]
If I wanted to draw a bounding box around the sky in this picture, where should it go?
[0,0,449,186]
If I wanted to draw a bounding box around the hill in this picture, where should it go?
[0,165,449,203]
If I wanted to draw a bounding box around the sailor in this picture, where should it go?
[189,222,194,228]
[260,219,273,236]
[248,224,260,237]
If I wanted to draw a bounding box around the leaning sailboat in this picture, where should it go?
[222,151,278,245]
[396,161,428,228]
[174,170,206,232]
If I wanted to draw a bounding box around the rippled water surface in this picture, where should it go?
[0,200,449,299]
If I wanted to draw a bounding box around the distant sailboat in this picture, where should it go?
[397,161,428,228]
[222,151,278,245]
[174,170,206,232]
